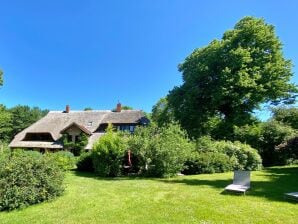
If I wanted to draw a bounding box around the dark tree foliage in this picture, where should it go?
[151,97,175,127]
[0,105,48,142]
[276,136,298,164]
[271,106,298,129]
[9,105,49,138]
[234,120,296,166]
[168,17,297,138]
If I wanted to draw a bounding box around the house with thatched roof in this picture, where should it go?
[9,103,149,153]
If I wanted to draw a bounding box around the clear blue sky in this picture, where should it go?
[0,0,297,114]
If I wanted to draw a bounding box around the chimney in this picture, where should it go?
[116,102,122,112]
[65,105,70,113]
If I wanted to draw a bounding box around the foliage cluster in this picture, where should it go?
[62,133,88,156]
[76,152,94,172]
[271,106,298,129]
[45,151,76,171]
[183,137,262,174]
[0,150,64,211]
[234,119,297,166]
[128,124,194,177]
[0,104,48,143]
[92,124,127,177]
[276,136,298,164]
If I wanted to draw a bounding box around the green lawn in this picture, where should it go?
[1,166,297,224]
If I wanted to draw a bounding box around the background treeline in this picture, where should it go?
[0,104,48,143]
[152,98,298,167]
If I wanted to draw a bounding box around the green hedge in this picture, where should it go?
[0,150,64,211]
[182,137,262,175]
[45,151,76,171]
[183,152,235,174]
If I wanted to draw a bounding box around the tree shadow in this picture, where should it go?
[73,170,153,181]
[158,166,298,203]
[160,178,230,189]
[248,166,298,202]
[73,166,298,203]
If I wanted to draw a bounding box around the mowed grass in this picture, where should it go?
[0,166,297,224]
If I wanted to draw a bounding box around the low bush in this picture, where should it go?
[183,152,235,174]
[77,152,94,172]
[92,124,127,177]
[182,136,262,175]
[46,151,76,171]
[0,150,64,211]
[216,141,262,171]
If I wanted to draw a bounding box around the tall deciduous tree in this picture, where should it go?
[168,17,297,138]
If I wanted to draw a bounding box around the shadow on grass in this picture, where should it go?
[158,166,298,203]
[73,170,153,181]
[73,166,298,203]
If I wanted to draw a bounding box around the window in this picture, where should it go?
[23,133,54,141]
[87,121,93,127]
[67,135,72,142]
[118,125,135,133]
[129,126,135,132]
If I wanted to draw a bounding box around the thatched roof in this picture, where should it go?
[9,141,63,149]
[9,110,147,149]
[60,122,92,135]
[85,133,105,150]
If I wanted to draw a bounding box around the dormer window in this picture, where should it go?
[87,121,93,127]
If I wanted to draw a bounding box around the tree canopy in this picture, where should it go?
[0,105,48,143]
[167,16,297,138]
[112,105,133,111]
[151,97,175,126]
[271,106,298,129]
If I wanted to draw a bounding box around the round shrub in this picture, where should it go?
[92,124,127,177]
[128,124,194,177]
[77,152,94,172]
[183,152,236,175]
[0,150,64,211]
[217,141,262,171]
[183,136,262,175]
[45,151,76,171]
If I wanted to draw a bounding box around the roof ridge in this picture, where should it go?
[49,110,112,113]
[48,110,143,113]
